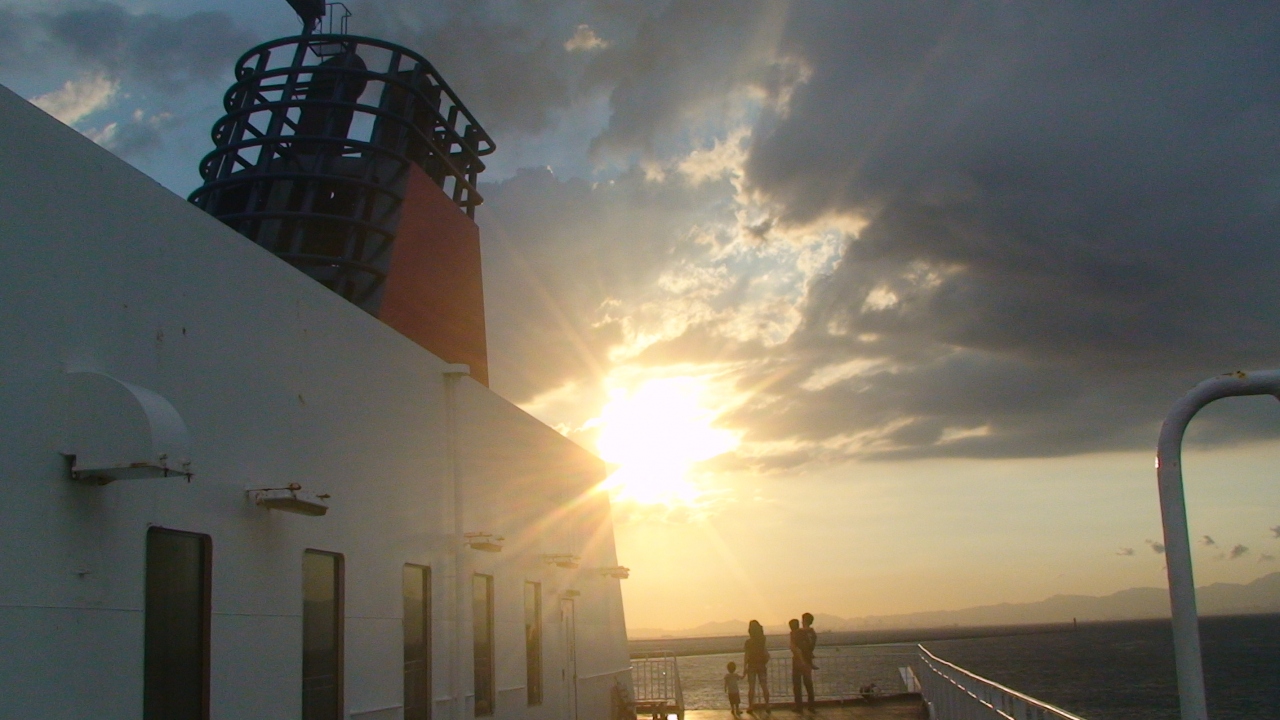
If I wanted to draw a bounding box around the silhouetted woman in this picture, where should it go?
[743,619,770,711]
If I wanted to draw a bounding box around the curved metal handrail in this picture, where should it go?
[1156,370,1280,720]
[916,645,1087,720]
[225,34,494,155]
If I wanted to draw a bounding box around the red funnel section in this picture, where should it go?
[378,165,489,386]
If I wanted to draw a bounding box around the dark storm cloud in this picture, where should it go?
[0,8,38,71]
[1146,540,1165,555]
[354,0,592,136]
[727,3,1280,460]
[1228,544,1249,560]
[7,2,255,90]
[583,0,785,158]
[355,0,790,150]
[355,0,672,138]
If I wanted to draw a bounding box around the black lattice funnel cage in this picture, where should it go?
[189,34,495,313]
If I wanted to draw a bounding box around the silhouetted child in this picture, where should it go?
[724,661,743,715]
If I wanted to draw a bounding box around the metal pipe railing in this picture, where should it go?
[1156,369,1280,720]
[916,645,1087,720]
[631,652,684,719]
[762,651,918,703]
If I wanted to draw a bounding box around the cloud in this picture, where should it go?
[584,0,803,160]
[1271,525,1280,539]
[1228,544,1249,560]
[1260,554,1275,563]
[479,164,737,403]
[354,0,617,137]
[720,4,1280,462]
[468,3,1280,472]
[565,24,608,52]
[1115,547,1134,557]
[1202,535,1217,548]
[30,73,117,125]
[1146,540,1166,555]
[17,2,254,92]
[86,108,174,158]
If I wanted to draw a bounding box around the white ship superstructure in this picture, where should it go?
[0,38,630,720]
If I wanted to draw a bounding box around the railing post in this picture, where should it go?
[1156,370,1280,720]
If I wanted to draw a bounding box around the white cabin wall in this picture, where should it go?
[455,383,631,720]
[0,83,468,719]
[0,81,632,720]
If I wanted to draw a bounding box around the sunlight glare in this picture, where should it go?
[595,377,739,505]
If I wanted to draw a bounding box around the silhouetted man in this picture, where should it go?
[789,618,814,711]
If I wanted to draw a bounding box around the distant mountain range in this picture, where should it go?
[628,572,1280,639]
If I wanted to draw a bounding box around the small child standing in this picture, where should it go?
[724,661,743,715]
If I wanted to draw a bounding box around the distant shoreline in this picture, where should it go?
[629,621,1077,657]
[628,612,1280,658]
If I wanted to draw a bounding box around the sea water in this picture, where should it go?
[667,614,1280,719]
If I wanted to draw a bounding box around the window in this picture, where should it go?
[472,574,494,716]
[144,527,211,720]
[403,565,432,720]
[303,550,344,720]
[524,582,542,705]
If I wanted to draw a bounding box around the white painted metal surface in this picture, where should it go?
[64,368,193,481]
[0,82,632,720]
[631,652,684,719]
[916,645,1087,720]
[1156,370,1280,720]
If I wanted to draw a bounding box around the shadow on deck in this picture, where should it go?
[682,694,928,720]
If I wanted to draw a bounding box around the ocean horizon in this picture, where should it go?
[645,613,1280,719]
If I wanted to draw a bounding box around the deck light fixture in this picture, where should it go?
[464,532,504,552]
[248,483,330,516]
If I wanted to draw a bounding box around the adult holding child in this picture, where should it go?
[790,616,816,711]
[743,620,771,711]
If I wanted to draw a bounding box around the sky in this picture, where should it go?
[6,0,1280,632]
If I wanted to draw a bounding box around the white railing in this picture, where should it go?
[631,651,685,719]
[763,650,918,702]
[916,645,1088,720]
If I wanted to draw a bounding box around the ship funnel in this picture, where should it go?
[189,4,496,385]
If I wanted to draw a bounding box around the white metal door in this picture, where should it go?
[560,599,577,720]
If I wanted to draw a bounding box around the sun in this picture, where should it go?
[594,376,739,505]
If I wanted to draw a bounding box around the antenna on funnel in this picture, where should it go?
[286,0,325,33]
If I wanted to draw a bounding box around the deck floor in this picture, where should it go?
[678,696,928,720]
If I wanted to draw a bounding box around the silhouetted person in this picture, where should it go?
[789,618,815,711]
[743,620,770,711]
[725,661,743,715]
[801,612,818,670]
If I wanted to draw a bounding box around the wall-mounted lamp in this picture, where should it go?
[543,554,581,569]
[465,532,504,552]
[598,566,630,579]
[248,483,330,516]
